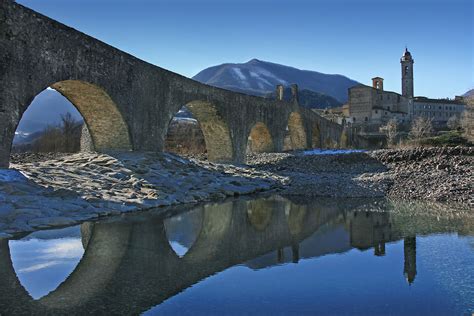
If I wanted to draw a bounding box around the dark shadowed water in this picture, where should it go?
[1,196,473,315]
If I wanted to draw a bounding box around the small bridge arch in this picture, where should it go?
[246,122,275,154]
[286,111,308,150]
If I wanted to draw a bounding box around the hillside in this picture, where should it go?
[463,89,474,98]
[193,59,359,103]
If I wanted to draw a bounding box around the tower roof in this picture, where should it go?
[401,47,413,62]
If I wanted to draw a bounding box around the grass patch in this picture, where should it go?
[418,130,471,147]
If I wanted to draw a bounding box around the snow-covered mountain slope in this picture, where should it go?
[193,59,359,103]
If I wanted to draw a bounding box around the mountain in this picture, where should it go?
[14,89,83,144]
[265,87,341,109]
[193,59,359,103]
[463,89,474,98]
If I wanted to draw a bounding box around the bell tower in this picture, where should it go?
[401,47,414,98]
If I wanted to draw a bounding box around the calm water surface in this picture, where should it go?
[1,196,473,315]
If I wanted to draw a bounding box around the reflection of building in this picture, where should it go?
[349,211,393,256]
[346,48,465,128]
[349,211,417,284]
[404,237,417,285]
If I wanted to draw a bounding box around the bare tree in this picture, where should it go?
[61,112,82,152]
[31,125,63,152]
[446,115,460,130]
[21,112,83,153]
[381,118,398,146]
[409,117,433,141]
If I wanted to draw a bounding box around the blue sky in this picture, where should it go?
[16,0,473,98]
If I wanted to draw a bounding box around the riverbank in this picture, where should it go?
[0,147,472,237]
[246,146,473,205]
[370,146,473,205]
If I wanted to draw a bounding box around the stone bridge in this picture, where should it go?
[0,1,364,168]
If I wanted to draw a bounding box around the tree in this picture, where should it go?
[381,118,398,146]
[409,117,433,141]
[61,112,82,152]
[447,115,460,130]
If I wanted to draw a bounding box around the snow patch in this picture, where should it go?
[253,67,288,84]
[249,71,273,87]
[232,67,246,81]
[302,149,366,156]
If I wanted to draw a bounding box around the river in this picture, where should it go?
[1,195,472,315]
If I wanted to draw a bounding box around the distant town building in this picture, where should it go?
[345,48,465,128]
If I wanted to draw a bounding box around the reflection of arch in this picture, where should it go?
[247,200,273,231]
[182,202,233,261]
[164,207,204,258]
[287,204,307,236]
[247,122,274,153]
[312,123,321,148]
[39,221,133,309]
[287,112,307,150]
[185,101,233,162]
[49,80,132,151]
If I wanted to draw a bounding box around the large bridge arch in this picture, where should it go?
[3,79,132,166]
[51,80,132,151]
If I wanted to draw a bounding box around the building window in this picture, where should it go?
[365,117,368,121]
[375,110,378,114]
[405,66,409,75]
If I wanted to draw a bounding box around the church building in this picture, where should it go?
[346,48,465,127]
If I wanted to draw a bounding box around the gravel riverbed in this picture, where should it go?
[0,147,472,237]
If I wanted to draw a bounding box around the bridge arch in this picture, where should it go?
[246,122,274,154]
[311,122,321,148]
[286,112,307,150]
[183,100,234,162]
[9,80,132,160]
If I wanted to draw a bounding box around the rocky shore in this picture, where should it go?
[370,146,473,205]
[0,146,472,237]
[0,152,285,237]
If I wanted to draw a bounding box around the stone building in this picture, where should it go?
[412,96,465,126]
[346,48,465,128]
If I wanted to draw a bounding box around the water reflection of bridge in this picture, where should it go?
[0,196,428,314]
